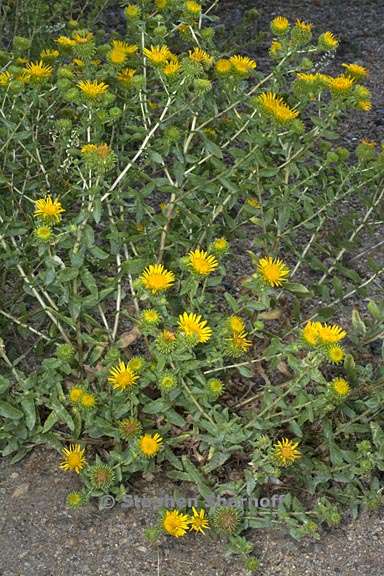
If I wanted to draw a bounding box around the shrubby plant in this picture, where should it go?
[0,1,383,565]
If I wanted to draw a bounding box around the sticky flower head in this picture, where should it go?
[178,312,212,344]
[59,444,86,473]
[34,195,64,223]
[274,438,301,466]
[256,92,299,124]
[108,361,138,391]
[77,79,109,99]
[189,508,209,534]
[163,510,190,537]
[139,432,163,457]
[257,256,289,287]
[139,263,175,294]
[188,248,218,276]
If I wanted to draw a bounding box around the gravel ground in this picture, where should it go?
[0,448,383,576]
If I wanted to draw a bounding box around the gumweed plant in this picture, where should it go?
[0,2,384,564]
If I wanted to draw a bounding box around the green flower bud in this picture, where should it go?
[57,66,74,80]
[56,78,72,91]
[12,36,31,52]
[193,78,212,93]
[56,343,75,361]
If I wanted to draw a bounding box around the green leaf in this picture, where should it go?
[21,397,36,431]
[0,400,24,420]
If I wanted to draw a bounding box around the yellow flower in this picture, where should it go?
[163,510,190,537]
[81,144,98,155]
[215,58,232,75]
[212,237,228,253]
[119,417,142,440]
[125,4,141,17]
[318,31,338,50]
[356,100,372,112]
[34,226,52,241]
[246,197,261,208]
[108,46,127,65]
[257,256,289,287]
[178,312,212,343]
[274,438,301,466]
[188,248,218,276]
[80,392,96,408]
[226,330,252,355]
[56,35,76,47]
[73,31,94,45]
[230,55,256,76]
[23,60,53,81]
[144,45,172,65]
[140,263,175,294]
[228,315,245,333]
[142,308,160,324]
[188,47,213,65]
[327,344,345,364]
[355,85,371,99]
[77,80,109,98]
[0,71,12,86]
[302,321,322,347]
[108,361,138,391]
[271,16,289,34]
[117,67,137,86]
[317,323,346,344]
[34,195,65,223]
[40,48,60,60]
[163,60,181,76]
[330,377,350,397]
[189,507,209,534]
[155,0,168,9]
[59,444,86,474]
[326,75,354,93]
[68,386,84,403]
[139,432,163,457]
[295,19,313,33]
[185,0,201,14]
[72,58,85,67]
[342,63,368,79]
[256,92,299,123]
[269,40,282,57]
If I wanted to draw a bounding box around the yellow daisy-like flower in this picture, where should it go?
[23,60,53,81]
[342,63,368,79]
[143,45,172,65]
[257,256,289,287]
[212,237,228,253]
[81,144,98,155]
[72,58,85,67]
[317,323,346,345]
[108,46,128,65]
[59,444,86,474]
[163,60,181,76]
[271,16,289,34]
[356,99,372,112]
[56,35,77,48]
[269,40,282,57]
[117,67,137,86]
[327,344,345,364]
[108,361,138,391]
[185,0,201,14]
[77,80,109,98]
[68,386,84,403]
[230,55,256,76]
[73,31,94,45]
[295,19,313,33]
[139,432,163,457]
[188,249,218,276]
[80,392,96,408]
[163,510,190,537]
[142,308,160,324]
[125,4,141,17]
[326,75,354,93]
[318,31,339,50]
[215,58,232,75]
[274,438,301,466]
[189,507,209,534]
[302,320,321,347]
[34,226,52,241]
[0,71,12,86]
[40,48,60,60]
[256,92,299,124]
[330,377,350,397]
[140,263,175,294]
[178,312,212,343]
[34,195,65,223]
[227,330,252,355]
[188,47,213,65]
[228,315,246,333]
[156,0,168,9]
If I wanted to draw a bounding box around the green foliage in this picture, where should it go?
[0,2,383,562]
